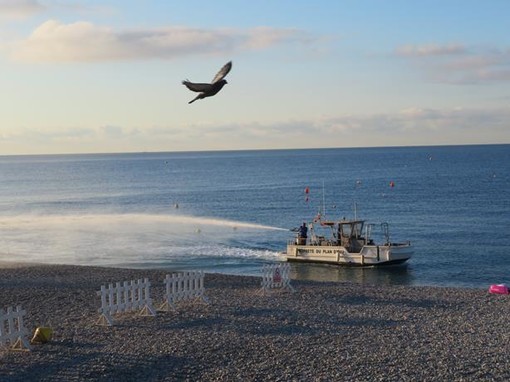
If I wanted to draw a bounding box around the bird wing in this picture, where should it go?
[211,61,232,83]
[182,81,213,93]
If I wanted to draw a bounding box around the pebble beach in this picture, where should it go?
[0,263,509,381]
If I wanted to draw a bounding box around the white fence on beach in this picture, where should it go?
[159,271,209,311]
[97,278,156,326]
[260,263,295,293]
[0,305,31,351]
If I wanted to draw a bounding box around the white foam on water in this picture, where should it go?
[0,213,284,266]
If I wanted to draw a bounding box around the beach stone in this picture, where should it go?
[0,265,509,381]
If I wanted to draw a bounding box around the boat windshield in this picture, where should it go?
[339,221,364,238]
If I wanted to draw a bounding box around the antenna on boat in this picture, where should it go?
[322,180,326,218]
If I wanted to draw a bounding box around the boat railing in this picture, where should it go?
[287,238,337,246]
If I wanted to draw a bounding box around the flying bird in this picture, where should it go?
[182,61,232,104]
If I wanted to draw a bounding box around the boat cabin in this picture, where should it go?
[338,220,371,252]
[302,219,374,253]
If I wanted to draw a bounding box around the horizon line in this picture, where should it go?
[0,142,508,158]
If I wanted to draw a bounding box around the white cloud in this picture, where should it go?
[157,107,510,147]
[0,0,45,19]
[395,43,466,57]
[324,107,508,133]
[395,43,510,84]
[1,107,508,154]
[9,20,312,62]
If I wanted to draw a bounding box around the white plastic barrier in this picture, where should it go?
[97,278,156,326]
[260,263,295,293]
[159,271,209,311]
[0,305,31,351]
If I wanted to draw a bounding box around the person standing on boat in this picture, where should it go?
[297,222,308,245]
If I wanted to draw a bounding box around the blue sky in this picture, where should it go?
[0,0,509,155]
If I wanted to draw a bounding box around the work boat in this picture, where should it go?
[285,218,413,266]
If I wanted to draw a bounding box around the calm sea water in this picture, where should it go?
[0,145,509,288]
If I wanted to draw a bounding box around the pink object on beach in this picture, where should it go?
[489,284,509,294]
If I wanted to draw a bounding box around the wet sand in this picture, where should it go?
[0,264,509,381]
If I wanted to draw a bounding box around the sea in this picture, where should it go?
[0,144,509,289]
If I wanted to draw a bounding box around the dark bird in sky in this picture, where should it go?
[182,61,232,104]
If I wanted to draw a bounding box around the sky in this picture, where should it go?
[0,0,509,155]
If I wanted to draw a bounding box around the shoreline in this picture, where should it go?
[0,260,493,290]
[1,263,509,381]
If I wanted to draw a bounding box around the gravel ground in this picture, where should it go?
[0,264,509,381]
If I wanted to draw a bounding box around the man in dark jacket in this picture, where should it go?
[297,223,308,245]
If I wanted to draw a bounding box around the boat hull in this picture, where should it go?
[284,243,413,267]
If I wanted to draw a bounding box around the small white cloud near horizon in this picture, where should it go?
[395,43,467,57]
[2,106,508,155]
[9,19,312,63]
[395,42,510,84]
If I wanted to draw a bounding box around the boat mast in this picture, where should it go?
[322,180,326,218]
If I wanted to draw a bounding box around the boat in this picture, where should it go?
[284,215,413,266]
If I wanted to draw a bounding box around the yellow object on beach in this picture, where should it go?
[30,327,53,344]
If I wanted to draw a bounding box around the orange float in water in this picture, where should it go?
[304,187,310,202]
